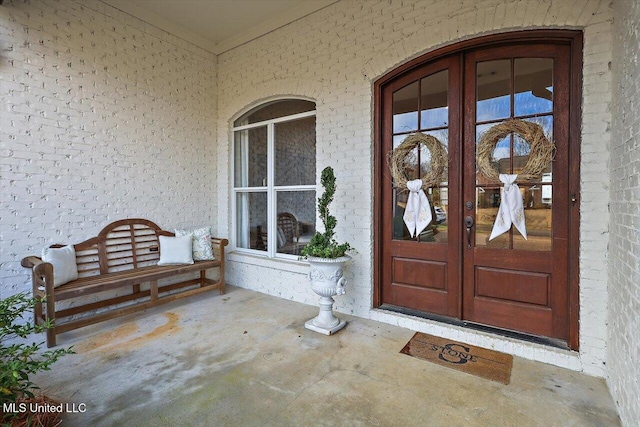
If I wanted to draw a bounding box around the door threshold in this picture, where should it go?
[379,304,570,350]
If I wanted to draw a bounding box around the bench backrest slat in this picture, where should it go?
[75,246,101,278]
[71,219,165,277]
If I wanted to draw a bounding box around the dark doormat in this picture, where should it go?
[400,332,513,384]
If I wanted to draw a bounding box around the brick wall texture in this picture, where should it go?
[608,0,640,425]
[1,0,636,408]
[0,0,218,295]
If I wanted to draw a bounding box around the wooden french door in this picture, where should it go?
[375,32,581,347]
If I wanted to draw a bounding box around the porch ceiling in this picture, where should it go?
[101,0,339,55]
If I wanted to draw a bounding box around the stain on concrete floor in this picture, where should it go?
[33,286,620,427]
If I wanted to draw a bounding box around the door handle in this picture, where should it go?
[465,216,474,249]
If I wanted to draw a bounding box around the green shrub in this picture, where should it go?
[1,292,73,406]
[300,167,352,259]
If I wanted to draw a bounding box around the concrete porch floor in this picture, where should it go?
[34,286,620,426]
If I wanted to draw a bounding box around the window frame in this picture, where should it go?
[231,106,317,259]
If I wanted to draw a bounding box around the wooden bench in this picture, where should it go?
[21,219,228,347]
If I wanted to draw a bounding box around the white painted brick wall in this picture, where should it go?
[0,0,218,296]
[1,0,631,398]
[608,0,640,425]
[216,0,614,376]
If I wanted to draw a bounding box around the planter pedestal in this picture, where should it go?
[305,295,347,335]
[305,255,351,335]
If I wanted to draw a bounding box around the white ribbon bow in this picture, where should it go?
[489,174,527,241]
[403,179,433,238]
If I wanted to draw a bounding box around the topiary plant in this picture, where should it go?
[1,292,73,424]
[300,166,352,259]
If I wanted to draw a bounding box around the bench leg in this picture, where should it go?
[200,270,206,288]
[36,263,57,348]
[133,283,141,294]
[32,271,43,326]
[45,293,56,348]
[150,280,158,301]
[34,299,43,325]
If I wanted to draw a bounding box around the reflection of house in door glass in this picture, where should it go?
[542,172,552,204]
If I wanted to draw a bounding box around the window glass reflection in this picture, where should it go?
[275,117,316,186]
[514,58,553,117]
[236,192,267,251]
[276,191,316,256]
[475,187,508,248]
[420,70,449,129]
[234,127,267,187]
[477,60,511,122]
[514,184,552,251]
[393,82,419,133]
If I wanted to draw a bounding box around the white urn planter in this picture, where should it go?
[305,255,351,335]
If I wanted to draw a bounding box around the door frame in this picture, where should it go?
[373,30,583,350]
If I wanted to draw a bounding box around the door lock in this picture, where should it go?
[465,216,474,249]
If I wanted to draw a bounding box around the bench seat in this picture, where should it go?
[41,260,222,301]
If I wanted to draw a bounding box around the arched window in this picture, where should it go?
[232,99,316,258]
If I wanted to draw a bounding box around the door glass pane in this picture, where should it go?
[477,60,511,122]
[275,116,316,186]
[393,134,406,148]
[392,187,408,240]
[475,122,494,140]
[236,192,267,252]
[431,187,448,244]
[514,58,553,117]
[476,122,509,185]
[276,190,316,255]
[513,184,552,251]
[493,134,512,175]
[513,134,535,179]
[393,81,419,133]
[420,70,448,129]
[515,116,553,182]
[527,115,553,138]
[427,128,449,151]
[234,126,267,187]
[475,187,508,249]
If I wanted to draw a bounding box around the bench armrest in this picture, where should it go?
[21,256,44,269]
[211,237,229,247]
[211,237,228,259]
[21,256,55,296]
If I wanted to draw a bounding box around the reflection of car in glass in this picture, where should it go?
[434,206,447,223]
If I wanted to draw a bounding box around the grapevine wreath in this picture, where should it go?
[476,119,555,182]
[388,133,447,189]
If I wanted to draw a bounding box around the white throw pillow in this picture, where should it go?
[158,235,194,265]
[175,226,214,261]
[277,227,286,248]
[41,245,79,287]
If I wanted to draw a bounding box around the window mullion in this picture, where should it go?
[267,123,276,257]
